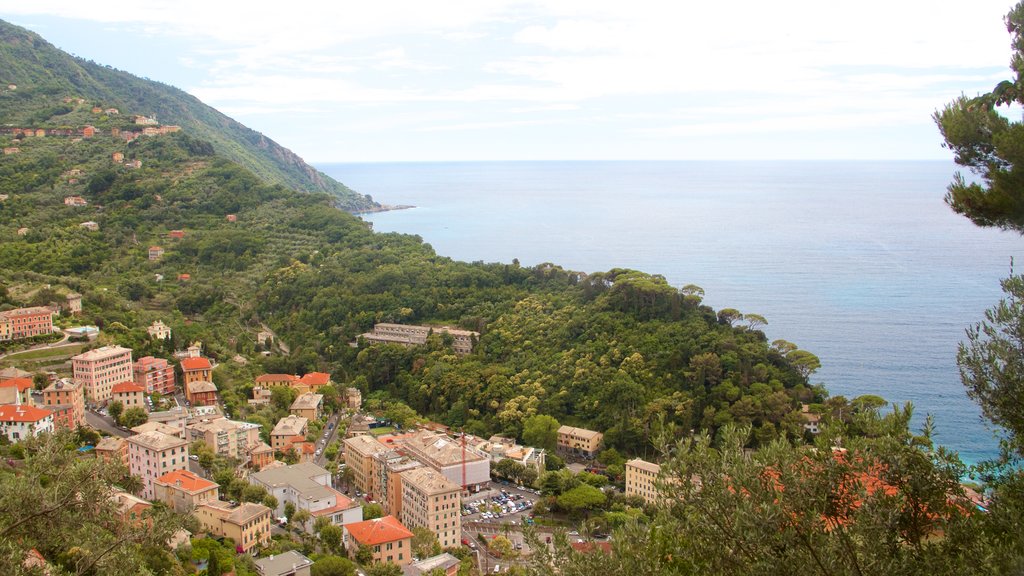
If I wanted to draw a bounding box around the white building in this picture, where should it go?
[399,430,490,491]
[249,462,362,532]
[0,405,54,442]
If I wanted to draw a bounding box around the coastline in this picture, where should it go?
[352,203,415,215]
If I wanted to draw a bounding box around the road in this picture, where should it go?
[314,411,343,468]
[85,409,129,438]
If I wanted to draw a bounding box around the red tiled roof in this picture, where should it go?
[155,469,217,493]
[311,488,357,517]
[0,378,33,392]
[298,372,330,386]
[0,404,52,423]
[345,515,414,546]
[180,357,212,371]
[111,381,144,394]
[255,374,298,383]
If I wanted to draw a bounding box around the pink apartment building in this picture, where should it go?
[133,356,175,395]
[127,430,190,500]
[73,345,134,404]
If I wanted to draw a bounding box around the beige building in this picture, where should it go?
[399,467,462,549]
[196,500,272,553]
[154,469,220,513]
[557,425,604,457]
[344,387,362,410]
[127,430,190,500]
[111,381,147,412]
[399,430,490,491]
[371,450,423,516]
[358,323,479,355]
[344,515,414,566]
[95,436,128,466]
[289,393,323,421]
[344,434,388,495]
[187,417,259,460]
[72,345,134,404]
[625,458,662,505]
[270,415,308,451]
[132,421,184,437]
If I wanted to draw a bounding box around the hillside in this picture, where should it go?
[0,19,376,211]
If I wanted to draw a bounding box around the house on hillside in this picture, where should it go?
[148,246,164,261]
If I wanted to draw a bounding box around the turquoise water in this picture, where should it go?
[319,160,1023,465]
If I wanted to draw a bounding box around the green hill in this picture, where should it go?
[0,18,375,211]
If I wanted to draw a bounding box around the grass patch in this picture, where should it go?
[3,343,84,362]
[368,426,395,437]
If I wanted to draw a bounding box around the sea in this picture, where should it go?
[318,160,1024,466]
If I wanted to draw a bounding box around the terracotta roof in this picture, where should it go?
[0,404,52,423]
[0,378,33,392]
[180,357,211,370]
[345,515,414,546]
[111,381,145,394]
[298,372,330,386]
[256,374,298,383]
[156,469,218,493]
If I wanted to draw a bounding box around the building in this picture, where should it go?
[404,553,461,576]
[344,387,362,410]
[270,415,308,451]
[187,417,258,460]
[80,221,99,231]
[250,462,362,531]
[95,436,128,466]
[801,404,822,435]
[72,345,133,404]
[289,393,323,421]
[0,307,54,341]
[180,357,212,386]
[371,450,423,516]
[112,152,124,162]
[132,421,184,438]
[557,425,603,457]
[0,378,34,406]
[154,469,220,513]
[195,500,272,553]
[111,381,147,412]
[226,214,238,223]
[167,229,185,239]
[0,405,53,442]
[250,441,275,470]
[478,435,546,474]
[625,458,662,505]
[146,321,172,340]
[64,195,88,207]
[344,434,389,495]
[297,372,331,392]
[399,467,462,549]
[249,387,273,406]
[255,550,314,576]
[147,406,188,437]
[133,356,175,395]
[255,373,305,394]
[148,246,164,261]
[126,430,189,500]
[399,430,490,491]
[344,515,414,566]
[185,380,218,406]
[41,378,85,428]
[358,323,479,355]
[65,293,82,315]
[111,490,151,526]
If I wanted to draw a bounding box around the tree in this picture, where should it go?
[107,400,124,423]
[522,414,560,451]
[556,484,606,515]
[366,563,402,576]
[312,555,355,576]
[412,526,441,558]
[488,535,515,558]
[958,274,1024,455]
[355,544,374,565]
[206,548,223,576]
[320,524,344,554]
[292,508,312,531]
[284,501,296,522]
[785,349,821,380]
[120,407,148,428]
[363,503,384,520]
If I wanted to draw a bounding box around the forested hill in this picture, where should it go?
[0,19,375,211]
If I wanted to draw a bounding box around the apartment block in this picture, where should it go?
[41,378,85,428]
[371,450,423,516]
[250,462,362,532]
[255,551,314,576]
[344,434,389,495]
[343,515,414,566]
[557,425,604,457]
[270,415,308,451]
[73,345,133,404]
[154,469,220,513]
[400,467,462,549]
[185,380,218,406]
[0,378,34,406]
[0,404,53,442]
[180,357,212,386]
[95,436,128,466]
[187,417,259,460]
[358,323,478,355]
[127,430,190,500]
[195,500,271,553]
[399,430,490,491]
[0,307,54,341]
[111,381,147,412]
[133,356,175,395]
[625,458,662,505]
[289,393,323,421]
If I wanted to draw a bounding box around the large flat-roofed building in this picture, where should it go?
[255,550,314,576]
[371,450,423,516]
[73,345,133,404]
[41,378,85,428]
[399,430,490,491]
[625,458,662,505]
[358,323,479,355]
[343,515,414,566]
[187,417,258,460]
[344,434,389,495]
[133,356,175,395]
[270,415,308,451]
[557,425,603,457]
[147,407,188,437]
[399,467,461,549]
[195,500,272,553]
[289,393,323,421]
[0,306,54,341]
[127,430,189,500]
[154,469,220,513]
[250,463,362,531]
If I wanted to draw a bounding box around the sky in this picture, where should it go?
[0,0,1018,162]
